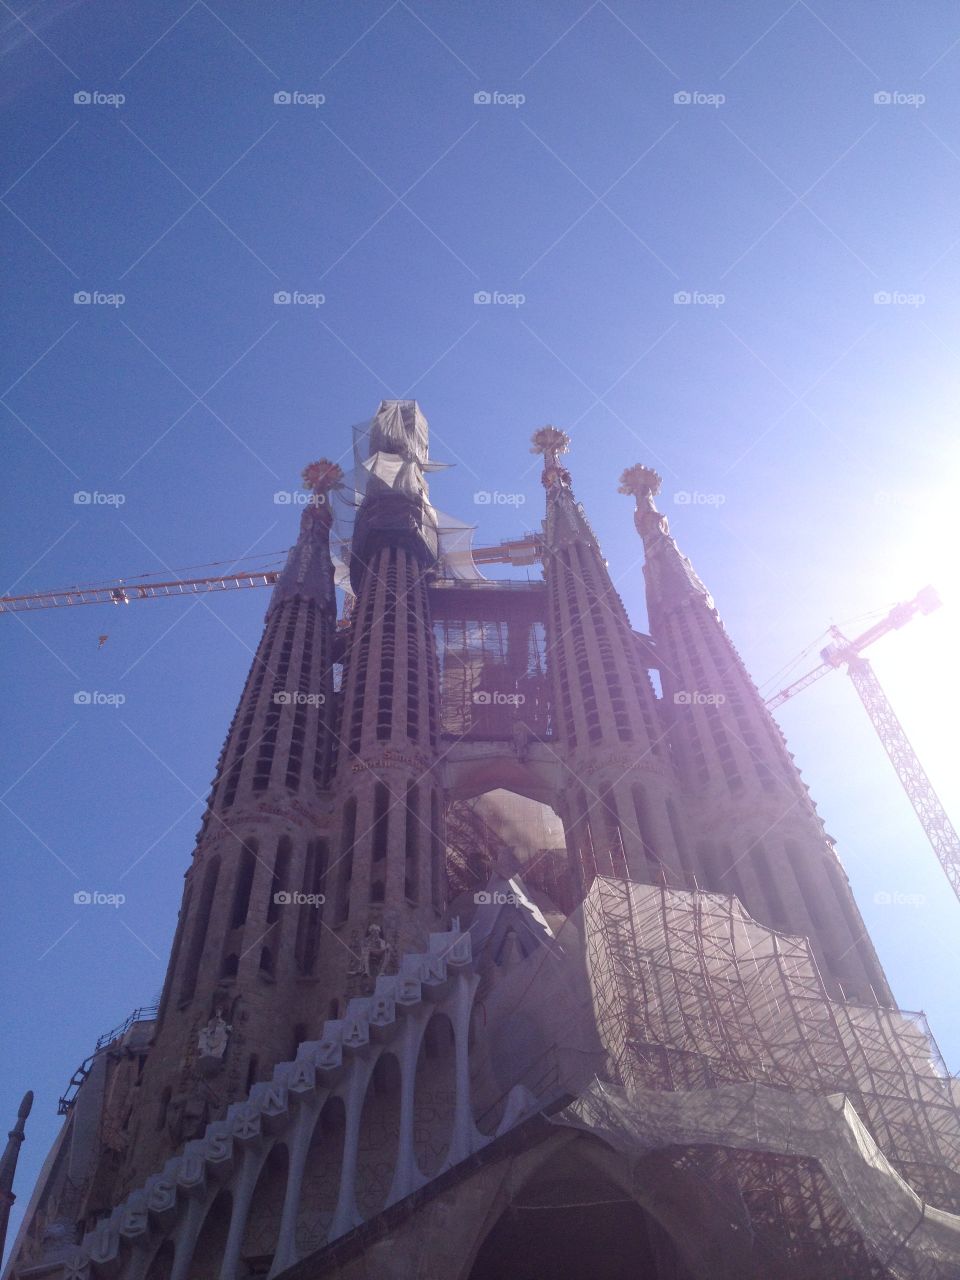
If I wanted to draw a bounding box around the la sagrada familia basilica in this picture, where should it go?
[5,402,960,1279]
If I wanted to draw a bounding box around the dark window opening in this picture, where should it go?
[230,843,257,928]
[156,1086,172,1132]
[266,835,292,925]
[372,783,389,863]
[404,783,419,902]
[180,856,220,1004]
[336,798,356,925]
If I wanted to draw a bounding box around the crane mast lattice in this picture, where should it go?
[766,585,960,909]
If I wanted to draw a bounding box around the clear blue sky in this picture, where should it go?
[3,0,960,1259]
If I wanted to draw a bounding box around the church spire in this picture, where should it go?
[531,425,603,552]
[125,461,344,1184]
[0,1091,33,1262]
[267,459,342,616]
[533,428,686,892]
[332,400,446,956]
[618,464,715,613]
[620,461,891,1004]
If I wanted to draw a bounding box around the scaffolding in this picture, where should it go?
[581,877,960,1274]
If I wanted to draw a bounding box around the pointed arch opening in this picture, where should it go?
[295,838,328,974]
[467,1142,696,1280]
[179,855,220,1005]
[230,842,257,928]
[266,835,292,925]
[355,1051,402,1219]
[335,797,356,925]
[445,788,573,916]
[155,1086,172,1133]
[413,1012,456,1178]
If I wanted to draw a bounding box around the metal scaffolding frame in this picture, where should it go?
[582,877,960,1273]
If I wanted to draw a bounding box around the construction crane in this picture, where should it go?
[0,535,546,615]
[468,533,543,566]
[766,585,960,906]
[0,570,282,613]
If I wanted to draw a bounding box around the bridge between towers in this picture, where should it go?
[426,579,658,751]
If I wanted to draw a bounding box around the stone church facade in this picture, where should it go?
[6,401,960,1279]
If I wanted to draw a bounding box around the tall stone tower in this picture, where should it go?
[619,462,891,1005]
[7,404,960,1280]
[123,454,344,1187]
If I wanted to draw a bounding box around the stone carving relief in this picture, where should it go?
[347,922,398,992]
[197,1010,232,1067]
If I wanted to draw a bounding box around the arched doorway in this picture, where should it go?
[468,1146,695,1280]
[445,788,573,914]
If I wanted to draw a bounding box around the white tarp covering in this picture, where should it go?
[322,410,486,591]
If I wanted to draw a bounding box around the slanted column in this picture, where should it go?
[269,1069,327,1277]
[386,1012,429,1205]
[217,1146,263,1280]
[446,968,481,1165]
[328,1061,372,1240]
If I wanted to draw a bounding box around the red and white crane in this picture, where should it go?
[0,570,282,613]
